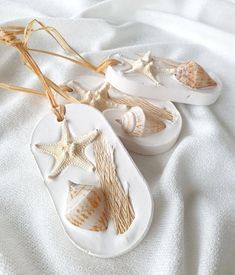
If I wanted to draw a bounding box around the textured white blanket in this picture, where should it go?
[0,1,235,274]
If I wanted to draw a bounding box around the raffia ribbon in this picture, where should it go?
[0,19,119,121]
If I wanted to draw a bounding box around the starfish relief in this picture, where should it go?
[72,81,127,111]
[120,51,160,86]
[35,121,99,178]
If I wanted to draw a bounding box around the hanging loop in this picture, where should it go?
[52,104,66,122]
[0,19,120,121]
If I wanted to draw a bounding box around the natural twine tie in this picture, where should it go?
[0,19,119,121]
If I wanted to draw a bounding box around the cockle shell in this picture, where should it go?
[117,106,165,137]
[65,182,108,232]
[174,61,217,89]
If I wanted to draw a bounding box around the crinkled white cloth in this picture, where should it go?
[0,1,235,274]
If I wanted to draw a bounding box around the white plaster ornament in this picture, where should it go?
[31,104,153,258]
[106,51,222,105]
[103,100,182,155]
[66,75,182,155]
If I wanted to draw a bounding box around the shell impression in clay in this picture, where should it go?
[116,106,165,137]
[174,61,217,89]
[65,181,108,232]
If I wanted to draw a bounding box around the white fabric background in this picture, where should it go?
[0,1,235,274]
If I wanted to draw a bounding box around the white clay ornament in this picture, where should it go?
[31,104,153,258]
[103,100,182,155]
[106,51,222,105]
[1,20,224,260]
[67,75,182,155]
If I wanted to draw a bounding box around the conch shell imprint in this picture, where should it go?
[65,181,108,232]
[117,106,165,136]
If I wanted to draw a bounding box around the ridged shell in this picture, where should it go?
[117,106,165,136]
[65,182,108,232]
[175,61,217,89]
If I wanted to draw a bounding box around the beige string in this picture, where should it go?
[94,135,135,234]
[0,19,119,121]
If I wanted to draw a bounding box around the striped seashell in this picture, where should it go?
[65,181,108,232]
[116,106,165,137]
[174,61,217,89]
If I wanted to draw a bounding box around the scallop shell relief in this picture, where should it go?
[65,181,108,232]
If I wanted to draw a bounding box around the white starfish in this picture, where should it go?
[35,121,99,178]
[72,81,127,111]
[120,51,160,86]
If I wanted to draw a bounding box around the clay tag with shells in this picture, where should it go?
[65,75,182,155]
[106,51,222,105]
[31,103,153,258]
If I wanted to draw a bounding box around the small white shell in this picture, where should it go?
[65,182,108,232]
[117,106,165,137]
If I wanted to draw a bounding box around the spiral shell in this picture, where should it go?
[65,182,108,232]
[117,106,165,137]
[175,61,217,89]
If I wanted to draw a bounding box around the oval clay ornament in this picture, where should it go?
[66,76,182,155]
[103,100,182,155]
[106,63,222,106]
[31,104,153,258]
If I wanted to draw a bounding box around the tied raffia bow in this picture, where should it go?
[0,19,119,121]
